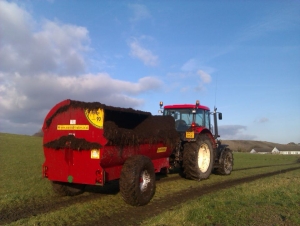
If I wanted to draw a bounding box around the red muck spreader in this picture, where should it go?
[42,99,178,206]
[42,99,233,206]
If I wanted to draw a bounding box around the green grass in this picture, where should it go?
[0,133,47,202]
[1,133,300,225]
[144,169,300,226]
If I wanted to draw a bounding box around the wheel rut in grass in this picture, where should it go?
[233,162,297,171]
[83,166,300,226]
[0,182,120,225]
[1,165,299,225]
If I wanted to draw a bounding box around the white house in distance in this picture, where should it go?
[250,146,300,155]
[272,147,280,154]
[250,148,270,154]
[276,146,300,155]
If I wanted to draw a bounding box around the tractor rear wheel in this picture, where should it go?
[52,181,85,196]
[216,148,233,175]
[183,134,214,180]
[119,155,155,206]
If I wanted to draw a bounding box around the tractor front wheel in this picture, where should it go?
[183,134,214,180]
[119,155,156,206]
[216,148,233,175]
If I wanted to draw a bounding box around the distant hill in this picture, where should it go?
[223,140,300,152]
[33,130,43,137]
[3,132,300,152]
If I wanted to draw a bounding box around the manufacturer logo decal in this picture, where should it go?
[85,108,104,129]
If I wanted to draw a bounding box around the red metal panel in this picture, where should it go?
[152,158,170,173]
[43,147,104,185]
[104,165,123,181]
[100,144,171,169]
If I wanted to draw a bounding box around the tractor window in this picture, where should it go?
[204,110,210,129]
[164,109,192,123]
[164,109,193,131]
[164,108,209,130]
[195,109,204,126]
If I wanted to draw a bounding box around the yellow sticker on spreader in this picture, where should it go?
[157,147,167,153]
[57,125,89,130]
[85,108,104,129]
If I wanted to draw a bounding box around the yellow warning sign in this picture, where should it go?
[57,125,89,130]
[85,108,104,129]
[157,147,167,153]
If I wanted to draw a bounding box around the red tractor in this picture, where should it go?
[160,100,233,180]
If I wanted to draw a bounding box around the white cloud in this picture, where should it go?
[0,72,163,134]
[180,86,190,93]
[0,0,33,40]
[194,84,205,92]
[219,125,257,140]
[181,59,216,74]
[195,70,212,91]
[181,59,198,72]
[0,1,163,135]
[255,117,269,123]
[167,72,188,79]
[166,61,213,93]
[0,1,89,76]
[129,40,158,66]
[129,4,151,22]
[197,70,211,83]
[242,5,300,43]
[180,59,212,87]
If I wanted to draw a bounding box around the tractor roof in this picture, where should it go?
[164,104,210,111]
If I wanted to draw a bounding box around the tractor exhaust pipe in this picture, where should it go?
[213,107,222,139]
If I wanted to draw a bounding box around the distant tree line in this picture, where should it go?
[33,129,43,137]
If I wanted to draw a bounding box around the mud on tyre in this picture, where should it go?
[183,134,214,180]
[119,155,155,206]
[52,181,85,196]
[216,148,233,175]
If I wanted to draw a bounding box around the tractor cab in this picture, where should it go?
[161,100,211,132]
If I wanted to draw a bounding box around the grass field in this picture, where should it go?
[144,153,300,226]
[1,133,300,226]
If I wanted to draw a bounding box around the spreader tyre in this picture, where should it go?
[183,134,214,180]
[52,181,85,196]
[119,155,156,206]
[216,148,233,175]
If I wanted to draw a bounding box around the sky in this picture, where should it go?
[0,0,299,144]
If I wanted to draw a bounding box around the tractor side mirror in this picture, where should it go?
[218,113,222,120]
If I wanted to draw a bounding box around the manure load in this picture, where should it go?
[42,99,179,205]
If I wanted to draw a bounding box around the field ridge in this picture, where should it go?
[222,139,300,152]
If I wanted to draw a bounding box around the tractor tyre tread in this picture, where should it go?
[216,148,233,175]
[119,155,155,206]
[183,134,214,180]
